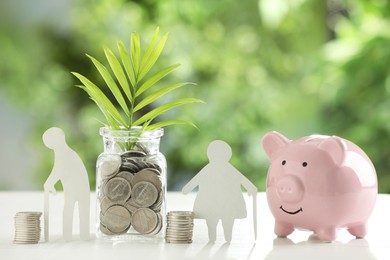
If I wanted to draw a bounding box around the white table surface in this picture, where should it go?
[0,191,389,259]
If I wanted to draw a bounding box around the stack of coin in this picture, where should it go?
[98,150,164,236]
[14,212,42,244]
[165,211,194,243]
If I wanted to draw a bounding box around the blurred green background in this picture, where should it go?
[0,0,389,192]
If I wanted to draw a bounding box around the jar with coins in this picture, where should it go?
[96,127,167,240]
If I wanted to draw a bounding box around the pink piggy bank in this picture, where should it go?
[262,131,377,241]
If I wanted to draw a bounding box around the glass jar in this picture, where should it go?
[96,127,167,241]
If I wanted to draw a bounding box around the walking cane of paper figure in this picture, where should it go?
[253,193,257,240]
[182,140,258,242]
[44,188,49,242]
[43,127,91,241]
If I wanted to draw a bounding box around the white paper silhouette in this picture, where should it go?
[182,140,258,242]
[43,127,90,241]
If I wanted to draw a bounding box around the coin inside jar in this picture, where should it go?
[101,205,131,234]
[132,181,158,208]
[132,208,159,235]
[100,196,115,213]
[100,154,121,179]
[103,177,131,204]
[116,171,134,186]
[121,150,146,159]
[120,160,140,173]
[132,169,162,191]
[150,190,163,212]
[124,198,138,214]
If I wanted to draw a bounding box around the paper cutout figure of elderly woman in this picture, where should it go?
[43,127,90,241]
[182,140,258,242]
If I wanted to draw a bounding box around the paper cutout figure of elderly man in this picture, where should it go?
[182,140,258,242]
[43,127,90,241]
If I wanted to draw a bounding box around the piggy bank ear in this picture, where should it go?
[262,131,289,160]
[318,137,347,166]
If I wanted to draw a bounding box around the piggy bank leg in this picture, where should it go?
[274,221,294,237]
[348,223,367,239]
[316,227,337,242]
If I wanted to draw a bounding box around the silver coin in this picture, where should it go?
[167,220,193,225]
[165,240,192,244]
[104,177,131,203]
[165,234,193,240]
[148,167,161,175]
[15,230,41,234]
[120,161,140,173]
[147,163,162,175]
[100,222,115,235]
[15,211,42,217]
[167,226,194,231]
[101,205,131,234]
[100,196,115,213]
[166,224,193,229]
[167,218,193,221]
[166,225,194,230]
[133,160,147,171]
[132,181,158,208]
[124,198,139,214]
[121,150,146,159]
[14,221,41,225]
[132,169,162,191]
[116,171,134,186]
[100,155,121,179]
[168,211,195,217]
[14,234,40,239]
[150,190,163,212]
[167,217,194,222]
[166,220,193,225]
[165,232,193,238]
[13,240,40,244]
[142,164,161,174]
[14,220,40,224]
[166,232,193,237]
[14,236,41,240]
[131,208,159,235]
[147,212,163,235]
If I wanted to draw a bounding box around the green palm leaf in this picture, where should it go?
[91,97,121,130]
[76,85,119,129]
[146,120,198,130]
[138,32,168,82]
[133,82,193,112]
[72,72,127,127]
[132,98,203,126]
[135,64,180,98]
[86,54,130,116]
[139,27,160,78]
[118,40,136,90]
[130,32,141,79]
[104,47,132,103]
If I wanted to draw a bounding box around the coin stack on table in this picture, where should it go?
[165,211,194,244]
[98,150,164,237]
[14,212,42,244]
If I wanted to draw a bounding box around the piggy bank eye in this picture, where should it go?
[302,162,308,167]
[282,160,286,165]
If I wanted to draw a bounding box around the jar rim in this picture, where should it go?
[99,126,164,138]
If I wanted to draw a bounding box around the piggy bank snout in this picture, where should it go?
[276,175,304,203]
